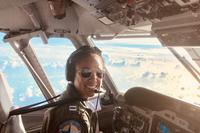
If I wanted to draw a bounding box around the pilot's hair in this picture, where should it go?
[66,45,103,82]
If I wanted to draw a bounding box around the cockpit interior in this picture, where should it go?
[0,0,200,133]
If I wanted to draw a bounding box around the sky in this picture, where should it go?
[0,33,199,107]
[94,39,200,104]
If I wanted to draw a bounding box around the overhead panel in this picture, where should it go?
[36,0,79,35]
[0,7,35,32]
[1,0,200,36]
[152,11,200,47]
[0,0,38,9]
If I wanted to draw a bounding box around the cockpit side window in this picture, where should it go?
[0,33,46,107]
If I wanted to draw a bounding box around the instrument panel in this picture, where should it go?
[113,105,196,133]
[100,87,200,133]
[152,115,193,133]
[113,105,151,133]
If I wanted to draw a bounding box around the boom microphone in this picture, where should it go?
[94,89,103,93]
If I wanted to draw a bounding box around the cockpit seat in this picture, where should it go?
[0,72,26,133]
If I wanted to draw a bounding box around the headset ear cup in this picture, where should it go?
[66,61,69,81]
[66,58,74,82]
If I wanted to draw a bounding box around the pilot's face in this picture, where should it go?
[74,54,104,99]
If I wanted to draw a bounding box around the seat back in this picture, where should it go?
[0,72,26,133]
[0,73,12,123]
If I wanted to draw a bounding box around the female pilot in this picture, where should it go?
[41,46,104,133]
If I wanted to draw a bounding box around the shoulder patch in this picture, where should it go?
[69,105,78,111]
[59,120,81,133]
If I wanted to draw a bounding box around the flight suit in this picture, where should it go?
[41,84,97,133]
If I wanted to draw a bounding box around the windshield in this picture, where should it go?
[30,37,75,95]
[92,37,200,105]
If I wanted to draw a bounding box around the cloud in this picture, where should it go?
[103,45,199,105]
[51,62,65,68]
[130,61,141,67]
[33,45,74,60]
[31,45,75,69]
[19,96,26,102]
[10,60,21,68]
[8,87,14,103]
[19,85,34,101]
[0,47,24,69]
[0,60,8,71]
[35,89,43,97]
[141,71,156,79]
[26,86,33,97]
[159,72,167,78]
[111,59,126,67]
[140,71,168,79]
[175,64,181,69]
[100,46,174,69]
[59,79,67,89]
